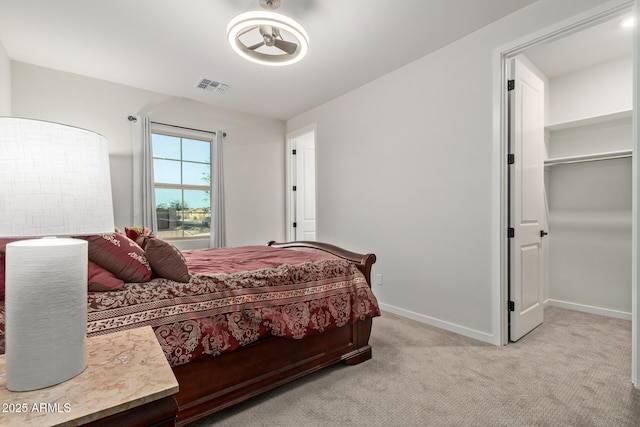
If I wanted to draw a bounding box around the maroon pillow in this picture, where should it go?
[80,233,152,283]
[1,238,131,298]
[88,260,125,292]
[144,238,190,283]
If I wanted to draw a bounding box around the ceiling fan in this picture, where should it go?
[248,24,298,55]
[227,0,309,66]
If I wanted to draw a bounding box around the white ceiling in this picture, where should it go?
[0,0,541,120]
[524,13,633,78]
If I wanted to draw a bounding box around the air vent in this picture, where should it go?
[195,78,229,94]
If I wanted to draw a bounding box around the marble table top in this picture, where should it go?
[0,326,178,426]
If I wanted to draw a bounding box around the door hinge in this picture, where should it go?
[508,227,515,238]
[507,79,515,91]
[508,154,515,165]
[293,185,297,191]
[508,301,515,312]
[293,222,297,228]
[292,149,297,155]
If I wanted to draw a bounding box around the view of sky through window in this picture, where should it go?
[151,133,212,238]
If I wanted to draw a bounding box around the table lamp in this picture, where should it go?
[0,117,115,391]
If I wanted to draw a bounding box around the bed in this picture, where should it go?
[0,238,379,426]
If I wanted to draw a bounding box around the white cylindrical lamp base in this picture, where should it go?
[5,238,88,391]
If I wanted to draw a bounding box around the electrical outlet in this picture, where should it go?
[376,274,383,286]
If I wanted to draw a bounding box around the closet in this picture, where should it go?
[541,54,633,319]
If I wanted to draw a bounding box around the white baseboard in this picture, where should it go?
[544,299,631,321]
[378,302,496,344]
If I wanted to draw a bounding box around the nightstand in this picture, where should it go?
[0,326,179,426]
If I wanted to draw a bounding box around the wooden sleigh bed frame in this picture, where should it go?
[107,240,377,427]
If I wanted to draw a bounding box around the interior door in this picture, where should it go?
[509,57,545,342]
[294,131,316,241]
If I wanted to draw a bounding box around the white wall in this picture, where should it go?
[0,40,10,115]
[287,0,616,343]
[11,62,286,247]
[549,55,633,126]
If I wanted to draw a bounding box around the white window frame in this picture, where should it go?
[150,124,214,240]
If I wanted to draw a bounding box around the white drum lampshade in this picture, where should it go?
[0,117,115,391]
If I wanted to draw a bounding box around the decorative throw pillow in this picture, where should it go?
[87,260,125,292]
[80,233,152,283]
[144,238,190,283]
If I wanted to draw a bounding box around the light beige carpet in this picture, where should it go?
[188,307,640,426]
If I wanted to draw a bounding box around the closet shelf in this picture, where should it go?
[544,149,632,166]
[545,109,632,132]
[548,210,632,230]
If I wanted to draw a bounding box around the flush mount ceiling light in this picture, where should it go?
[227,0,309,66]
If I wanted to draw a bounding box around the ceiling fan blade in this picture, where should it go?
[274,38,297,55]
[247,41,265,51]
[237,25,257,38]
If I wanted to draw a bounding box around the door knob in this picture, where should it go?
[540,230,548,238]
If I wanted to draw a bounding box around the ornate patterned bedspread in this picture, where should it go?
[0,247,380,368]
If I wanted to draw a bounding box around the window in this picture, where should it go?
[151,132,212,239]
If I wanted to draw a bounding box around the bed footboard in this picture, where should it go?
[171,241,377,426]
[267,240,377,286]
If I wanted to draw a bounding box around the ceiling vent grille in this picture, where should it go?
[196,78,230,94]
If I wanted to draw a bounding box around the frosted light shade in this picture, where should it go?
[227,10,309,66]
[0,117,115,237]
[5,238,88,391]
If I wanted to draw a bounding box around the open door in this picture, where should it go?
[286,128,317,241]
[294,132,316,241]
[508,57,545,341]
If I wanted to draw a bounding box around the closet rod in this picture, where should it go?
[127,116,226,137]
[544,150,632,166]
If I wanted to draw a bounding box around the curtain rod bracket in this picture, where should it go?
[127,116,137,122]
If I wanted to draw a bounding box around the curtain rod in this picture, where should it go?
[127,116,226,137]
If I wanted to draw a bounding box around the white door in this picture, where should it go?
[294,131,316,241]
[509,57,545,342]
